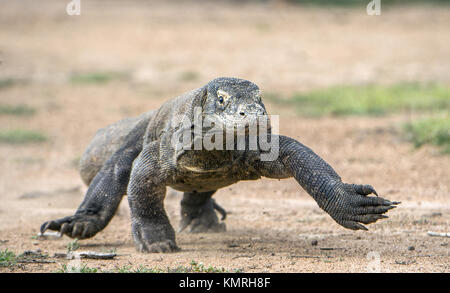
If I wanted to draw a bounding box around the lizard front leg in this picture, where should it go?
[256,135,400,230]
[127,142,178,253]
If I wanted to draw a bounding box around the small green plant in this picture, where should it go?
[56,264,99,273]
[116,265,162,273]
[0,105,36,116]
[0,129,47,144]
[133,266,163,273]
[67,239,80,252]
[0,249,17,267]
[404,115,450,154]
[169,260,228,273]
[117,265,132,273]
[190,260,228,273]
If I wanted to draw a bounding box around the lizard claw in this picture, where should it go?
[324,183,400,231]
[352,184,378,197]
[40,214,102,239]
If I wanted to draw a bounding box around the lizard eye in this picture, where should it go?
[216,90,229,105]
[218,95,224,104]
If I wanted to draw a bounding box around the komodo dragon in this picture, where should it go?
[40,77,399,252]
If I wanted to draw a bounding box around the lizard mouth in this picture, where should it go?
[200,115,271,136]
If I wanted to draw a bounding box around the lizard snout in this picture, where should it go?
[237,104,267,118]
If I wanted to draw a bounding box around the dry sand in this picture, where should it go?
[0,0,448,272]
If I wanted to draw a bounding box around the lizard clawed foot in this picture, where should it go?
[179,198,227,233]
[40,213,103,239]
[137,240,179,253]
[325,183,400,231]
[131,219,179,253]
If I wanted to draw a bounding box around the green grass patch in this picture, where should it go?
[57,260,240,273]
[0,249,17,267]
[118,260,234,273]
[66,239,80,252]
[0,78,28,90]
[168,260,231,273]
[0,129,48,144]
[0,104,36,116]
[404,115,450,154]
[117,265,164,273]
[56,264,99,273]
[69,71,129,85]
[274,83,450,117]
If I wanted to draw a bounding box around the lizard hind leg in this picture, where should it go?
[179,190,227,233]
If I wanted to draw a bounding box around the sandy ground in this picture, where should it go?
[0,0,449,273]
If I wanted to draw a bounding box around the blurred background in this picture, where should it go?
[0,0,448,272]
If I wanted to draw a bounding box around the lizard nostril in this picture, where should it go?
[239,112,245,117]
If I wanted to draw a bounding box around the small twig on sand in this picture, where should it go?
[37,231,62,239]
[232,254,256,259]
[53,253,68,258]
[427,231,450,238]
[290,255,320,259]
[319,247,344,251]
[289,255,333,259]
[63,251,117,260]
[78,252,117,259]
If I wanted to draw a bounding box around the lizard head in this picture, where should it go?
[201,77,269,134]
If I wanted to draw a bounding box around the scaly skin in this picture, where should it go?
[41,77,399,253]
